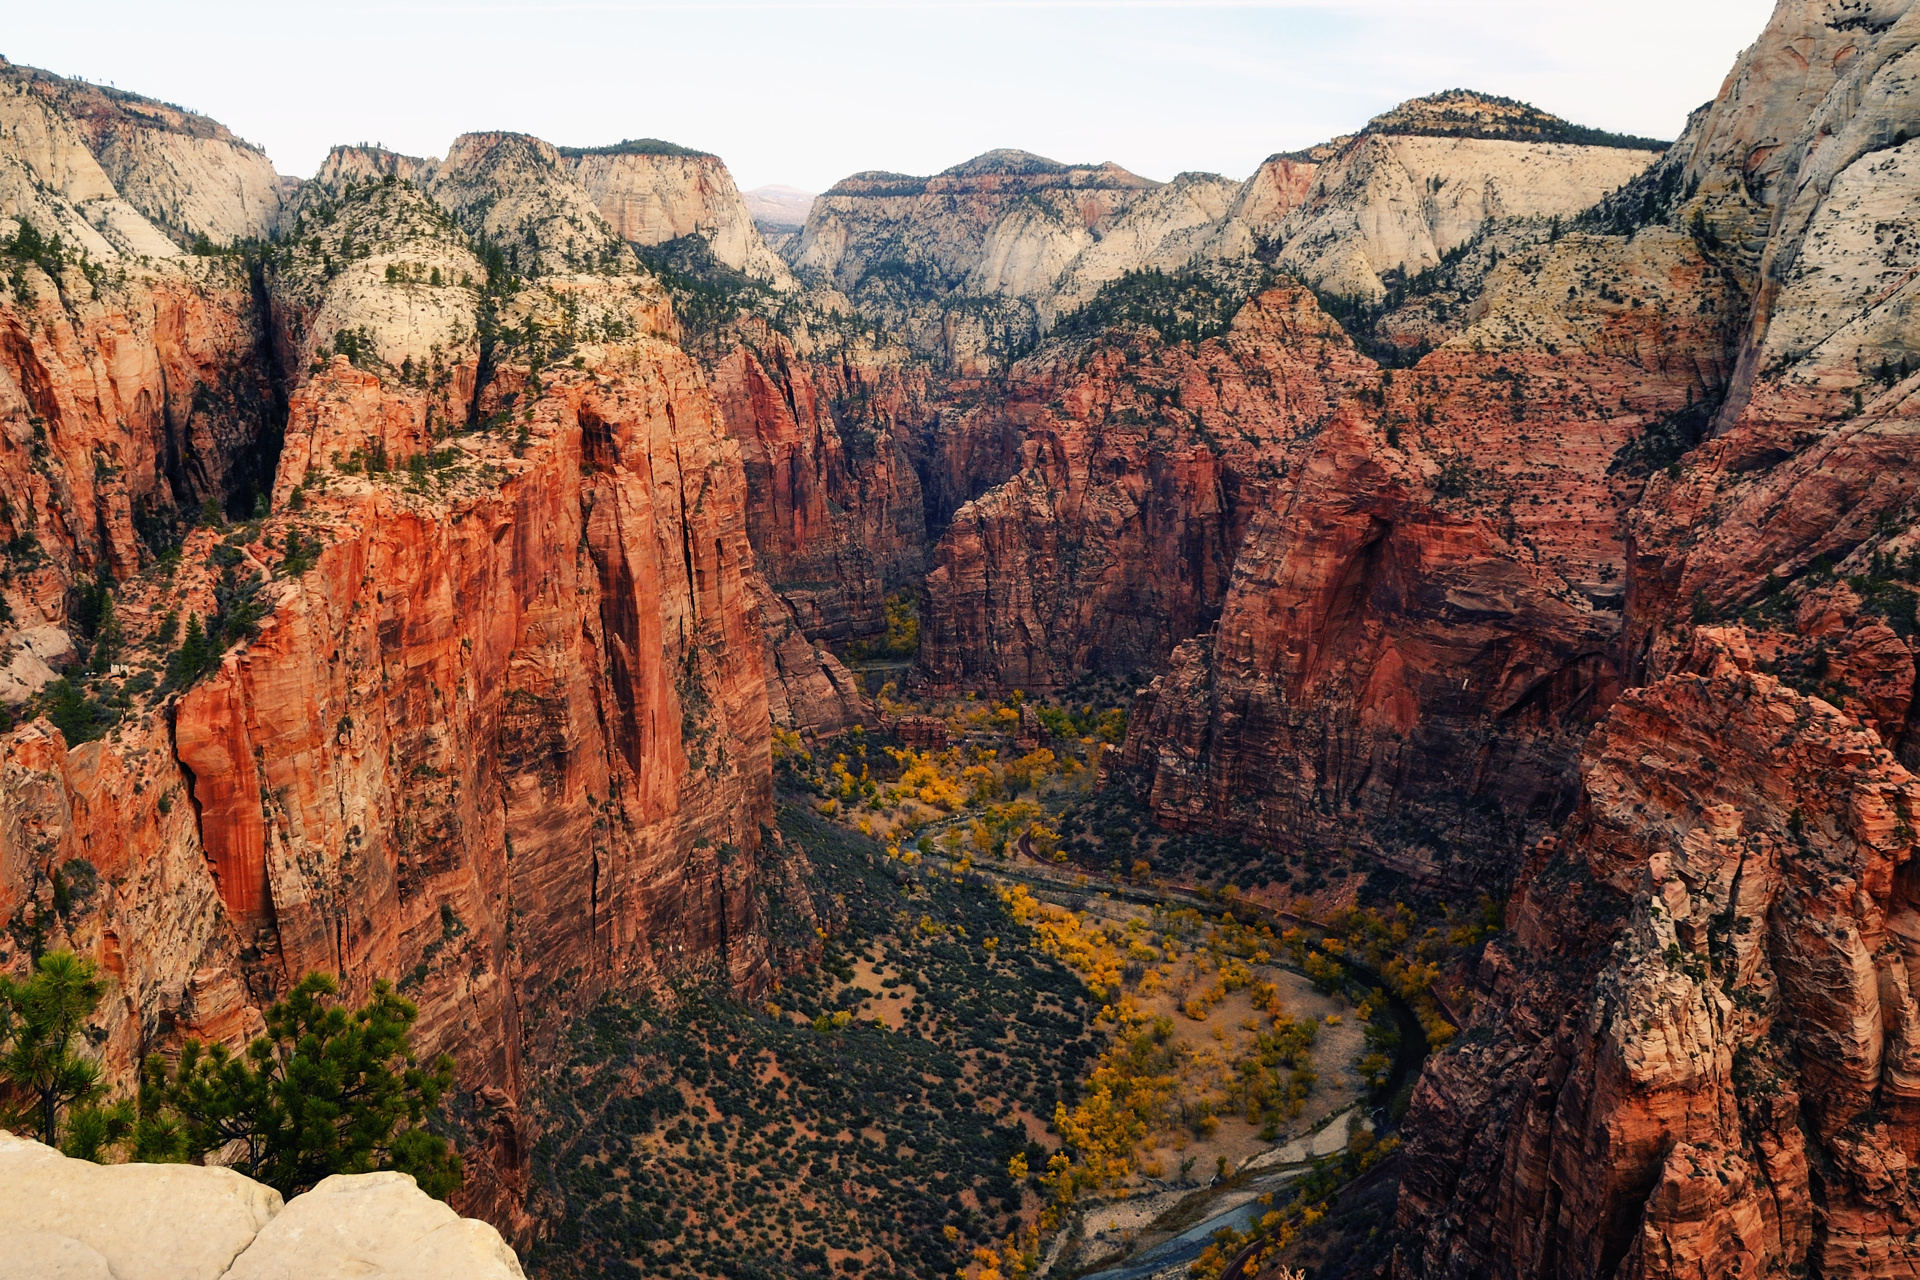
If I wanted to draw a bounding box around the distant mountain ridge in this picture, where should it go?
[783,91,1665,368]
[823,148,1163,199]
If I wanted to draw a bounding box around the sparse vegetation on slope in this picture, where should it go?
[557,138,713,159]
[526,802,1100,1280]
[1054,269,1253,347]
[1366,90,1670,151]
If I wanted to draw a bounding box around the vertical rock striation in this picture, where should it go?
[706,321,932,644]
[916,284,1375,691]
[0,87,799,1240]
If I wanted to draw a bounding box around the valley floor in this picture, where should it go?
[523,677,1475,1280]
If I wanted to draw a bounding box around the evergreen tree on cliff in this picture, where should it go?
[138,973,462,1200]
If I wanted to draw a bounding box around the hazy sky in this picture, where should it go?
[6,1,1777,194]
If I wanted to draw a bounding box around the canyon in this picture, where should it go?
[0,0,1918,1276]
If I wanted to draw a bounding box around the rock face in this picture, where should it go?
[789,149,1163,300]
[5,4,1919,1273]
[1384,3,1920,1275]
[266,161,484,408]
[0,59,281,249]
[0,1130,524,1280]
[785,100,1660,371]
[1119,209,1742,875]
[1272,131,1659,301]
[0,74,182,261]
[1199,91,1665,301]
[1041,172,1245,322]
[1397,632,1920,1280]
[917,284,1375,691]
[786,149,1167,370]
[706,321,933,643]
[173,335,779,1215]
[428,132,637,278]
[565,145,797,287]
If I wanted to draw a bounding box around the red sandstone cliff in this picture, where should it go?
[1399,629,1920,1279]
[0,99,813,1239]
[181,342,778,1225]
[1114,215,1739,874]
[6,4,1920,1270]
[706,320,932,645]
[916,284,1373,691]
[1387,3,1920,1274]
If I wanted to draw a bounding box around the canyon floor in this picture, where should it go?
[511,675,1482,1280]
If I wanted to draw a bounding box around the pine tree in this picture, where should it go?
[0,951,110,1148]
[167,613,210,687]
[137,973,461,1200]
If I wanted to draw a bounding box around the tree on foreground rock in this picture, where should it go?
[137,972,463,1199]
[3,957,460,1196]
[0,950,118,1153]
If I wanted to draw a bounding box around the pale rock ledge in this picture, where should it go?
[0,1131,525,1280]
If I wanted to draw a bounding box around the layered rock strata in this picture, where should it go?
[1389,3,1920,1274]
[1398,630,1920,1279]
[786,149,1165,370]
[1121,211,1743,876]
[785,98,1664,372]
[0,59,282,248]
[917,284,1375,691]
[707,320,932,642]
[1273,131,1659,301]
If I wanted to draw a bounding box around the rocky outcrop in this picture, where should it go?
[0,58,281,248]
[1397,631,1920,1280]
[428,133,634,278]
[0,318,783,1230]
[0,252,280,584]
[1042,172,1244,322]
[0,75,181,261]
[787,98,1661,371]
[307,144,437,192]
[565,146,796,287]
[1109,203,1736,874]
[1191,154,1317,262]
[0,1131,524,1279]
[1386,4,1920,1275]
[789,149,1162,298]
[786,149,1166,370]
[1270,131,1659,301]
[266,168,484,418]
[758,578,872,737]
[0,78,800,1245]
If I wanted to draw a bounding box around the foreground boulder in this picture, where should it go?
[0,1131,525,1279]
